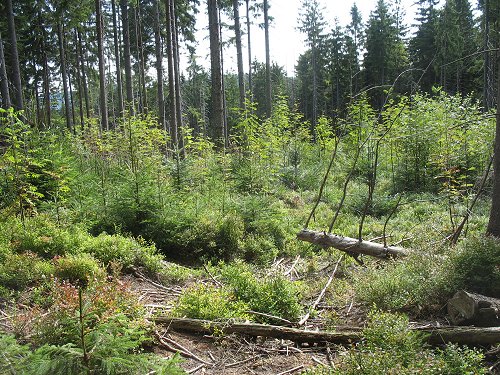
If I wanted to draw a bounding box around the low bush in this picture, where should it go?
[0,252,54,294]
[53,253,104,286]
[302,310,486,374]
[173,284,250,320]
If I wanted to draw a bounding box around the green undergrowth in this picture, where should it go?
[174,261,303,323]
[302,310,486,374]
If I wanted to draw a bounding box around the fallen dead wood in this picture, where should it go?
[155,317,500,346]
[155,317,361,345]
[297,229,408,258]
[447,290,500,326]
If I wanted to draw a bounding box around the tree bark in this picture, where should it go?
[165,0,178,148]
[154,0,165,130]
[233,0,245,110]
[263,0,271,117]
[172,1,184,154]
[448,290,500,327]
[245,0,252,99]
[73,30,83,130]
[77,30,90,119]
[0,33,11,109]
[136,3,148,113]
[208,0,224,145]
[296,229,408,258]
[155,317,500,346]
[121,0,134,112]
[95,0,109,132]
[57,23,73,132]
[111,0,124,117]
[5,0,23,111]
[487,48,500,236]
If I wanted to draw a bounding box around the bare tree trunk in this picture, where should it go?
[165,0,178,148]
[78,30,90,119]
[136,2,148,113]
[5,0,23,111]
[73,30,84,130]
[111,0,124,117]
[58,23,73,132]
[154,0,165,130]
[121,0,134,113]
[263,0,271,117]
[208,0,224,146]
[486,51,500,236]
[233,0,245,110]
[0,33,11,109]
[96,0,109,132]
[245,0,252,99]
[172,1,184,154]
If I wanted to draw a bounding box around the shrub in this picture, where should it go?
[0,252,54,293]
[444,235,500,297]
[219,262,302,322]
[303,310,487,375]
[53,253,104,286]
[173,284,250,320]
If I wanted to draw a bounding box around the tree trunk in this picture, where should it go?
[95,0,109,132]
[165,0,178,148]
[0,33,11,109]
[233,0,245,111]
[486,49,500,236]
[155,317,500,346]
[111,0,124,117]
[5,0,23,111]
[77,30,90,119]
[136,3,148,113]
[42,22,51,127]
[448,290,500,327]
[172,1,184,154]
[154,0,165,130]
[296,229,408,259]
[263,0,271,117]
[208,0,224,146]
[57,23,73,132]
[121,0,134,112]
[245,0,252,99]
[73,30,84,130]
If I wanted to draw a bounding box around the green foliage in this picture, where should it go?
[174,284,250,320]
[303,310,486,374]
[0,251,54,294]
[444,235,500,297]
[53,253,103,287]
[219,262,303,322]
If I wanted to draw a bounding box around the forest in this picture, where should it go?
[0,0,499,373]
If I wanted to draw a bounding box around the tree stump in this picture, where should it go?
[447,290,500,327]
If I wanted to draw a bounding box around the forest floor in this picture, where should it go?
[125,259,448,375]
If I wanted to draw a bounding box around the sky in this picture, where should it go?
[189,0,431,76]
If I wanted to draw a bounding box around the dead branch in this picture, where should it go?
[155,317,500,346]
[299,255,344,326]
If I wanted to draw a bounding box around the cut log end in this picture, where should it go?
[447,290,500,327]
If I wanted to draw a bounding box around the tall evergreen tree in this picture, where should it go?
[436,0,479,96]
[208,0,225,145]
[298,0,327,139]
[346,3,363,97]
[363,0,408,108]
[95,0,108,131]
[263,0,271,117]
[5,0,23,111]
[409,0,439,93]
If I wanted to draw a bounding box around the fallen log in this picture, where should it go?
[155,317,500,346]
[297,229,408,259]
[447,290,500,327]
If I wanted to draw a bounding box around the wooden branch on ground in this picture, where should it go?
[155,317,500,346]
[298,255,344,326]
[447,290,500,327]
[297,229,408,258]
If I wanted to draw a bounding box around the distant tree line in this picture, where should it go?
[0,0,498,144]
